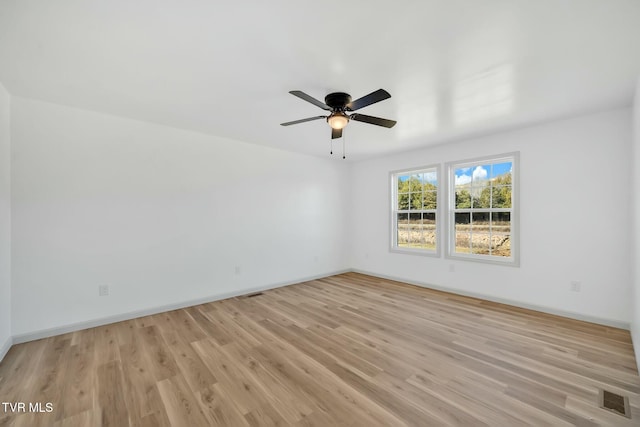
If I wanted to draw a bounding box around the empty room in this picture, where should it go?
[1,1,640,426]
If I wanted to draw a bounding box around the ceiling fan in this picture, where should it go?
[280,89,397,140]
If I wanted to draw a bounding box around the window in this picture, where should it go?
[391,166,439,256]
[447,153,518,265]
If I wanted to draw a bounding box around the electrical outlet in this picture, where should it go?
[449,264,456,273]
[99,285,109,297]
[235,266,241,275]
[570,281,581,292]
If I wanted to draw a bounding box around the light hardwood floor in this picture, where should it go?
[0,272,638,426]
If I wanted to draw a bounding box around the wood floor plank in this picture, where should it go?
[191,338,271,416]
[220,342,314,423]
[55,340,95,421]
[156,374,210,427]
[442,370,575,426]
[249,341,407,426]
[186,307,234,346]
[159,329,216,395]
[119,332,168,423]
[1,272,638,426]
[138,325,178,382]
[153,309,207,344]
[93,324,120,366]
[195,382,251,427]
[97,360,130,427]
[0,339,48,415]
[52,408,100,427]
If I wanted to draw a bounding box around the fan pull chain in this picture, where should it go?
[330,137,333,155]
[342,131,346,159]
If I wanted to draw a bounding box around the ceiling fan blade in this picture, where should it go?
[347,89,391,111]
[331,128,343,139]
[280,116,326,126]
[289,91,332,111]
[350,114,397,128]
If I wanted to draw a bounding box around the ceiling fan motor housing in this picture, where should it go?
[324,92,352,110]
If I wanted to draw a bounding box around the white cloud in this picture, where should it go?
[472,166,488,181]
[455,174,471,185]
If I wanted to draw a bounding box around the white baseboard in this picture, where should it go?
[12,269,350,345]
[0,335,12,363]
[352,269,631,330]
[631,324,640,373]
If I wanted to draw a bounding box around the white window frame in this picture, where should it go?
[445,153,519,266]
[390,164,440,257]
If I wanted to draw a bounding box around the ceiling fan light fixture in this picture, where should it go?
[327,113,349,130]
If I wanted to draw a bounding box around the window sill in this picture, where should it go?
[390,247,440,258]
[445,252,519,267]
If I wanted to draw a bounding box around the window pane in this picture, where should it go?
[410,192,422,210]
[454,168,471,187]
[410,174,422,193]
[408,225,422,246]
[491,162,512,185]
[409,212,422,223]
[472,164,491,184]
[455,184,471,208]
[397,193,409,210]
[455,212,470,225]
[423,229,436,249]
[397,175,410,192]
[423,212,436,227]
[471,164,492,208]
[472,212,490,232]
[455,234,471,253]
[423,190,437,209]
[423,212,436,250]
[455,212,471,253]
[397,213,409,246]
[491,234,511,257]
[491,185,512,208]
[473,188,490,208]
[471,234,491,255]
[491,212,511,234]
[424,171,438,188]
[408,212,422,247]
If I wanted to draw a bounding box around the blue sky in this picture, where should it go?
[398,171,437,184]
[398,162,511,186]
[455,161,512,185]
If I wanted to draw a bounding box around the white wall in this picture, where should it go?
[0,82,11,359]
[4,94,636,347]
[632,78,640,371]
[10,97,349,338]
[350,109,633,326]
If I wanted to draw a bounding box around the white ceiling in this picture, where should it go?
[1,1,639,160]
